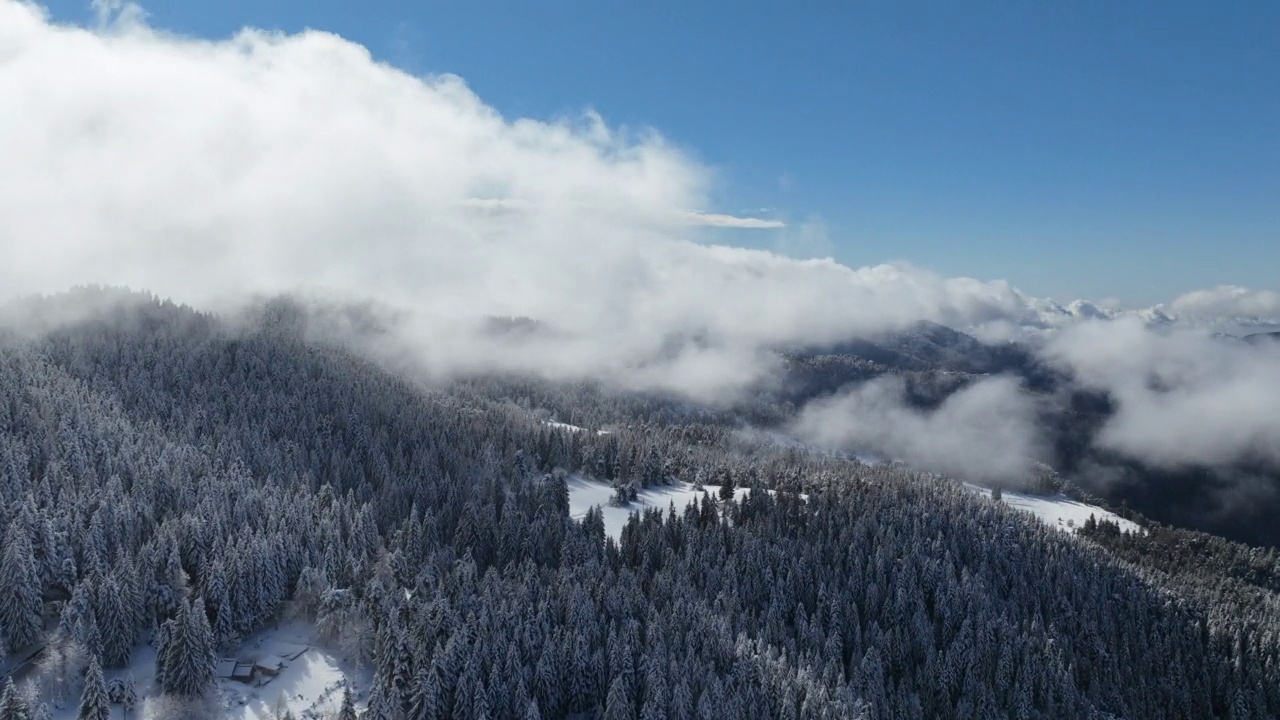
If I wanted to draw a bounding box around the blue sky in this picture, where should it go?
[40,0,1280,304]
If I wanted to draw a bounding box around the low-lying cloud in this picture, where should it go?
[790,375,1043,483]
[1166,286,1280,325]
[0,1,1058,397]
[1045,319,1280,469]
[2,2,1278,483]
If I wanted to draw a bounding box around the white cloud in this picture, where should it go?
[2,0,1278,484]
[1044,318,1280,468]
[1165,285,1280,325]
[0,2,1052,396]
[789,375,1042,483]
[680,211,785,229]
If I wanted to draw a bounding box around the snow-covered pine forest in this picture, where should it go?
[0,288,1278,719]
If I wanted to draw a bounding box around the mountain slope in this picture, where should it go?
[0,290,1277,719]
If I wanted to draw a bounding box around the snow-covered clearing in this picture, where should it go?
[24,622,367,720]
[967,484,1143,535]
[34,642,161,720]
[544,420,611,435]
[219,623,370,720]
[566,475,753,541]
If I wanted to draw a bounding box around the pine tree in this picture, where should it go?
[29,699,51,720]
[716,471,736,503]
[470,678,491,720]
[0,678,32,720]
[107,678,137,720]
[409,665,442,720]
[202,560,233,649]
[365,673,403,720]
[0,526,43,654]
[60,580,98,652]
[22,683,50,720]
[338,685,358,720]
[95,573,134,668]
[158,597,215,698]
[604,676,633,720]
[76,656,110,720]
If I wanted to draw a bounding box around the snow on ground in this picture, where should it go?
[545,420,611,435]
[222,648,347,720]
[38,642,160,720]
[966,484,1143,535]
[566,475,753,541]
[219,622,371,720]
[32,621,369,720]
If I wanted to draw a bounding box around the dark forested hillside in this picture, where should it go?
[768,323,1280,549]
[0,290,1278,719]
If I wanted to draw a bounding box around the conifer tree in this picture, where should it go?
[21,684,50,720]
[29,699,51,720]
[202,560,233,649]
[95,573,134,668]
[603,676,633,720]
[107,678,137,720]
[0,678,32,720]
[158,597,215,698]
[76,656,110,720]
[338,685,358,720]
[0,527,43,654]
[716,471,736,503]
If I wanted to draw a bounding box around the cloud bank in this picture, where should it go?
[2,2,1277,485]
[790,375,1043,483]
[1045,318,1280,469]
[0,1,1049,393]
[2,3,1270,347]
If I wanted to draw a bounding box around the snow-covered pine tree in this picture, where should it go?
[408,665,442,720]
[201,560,233,649]
[603,676,632,720]
[59,580,96,651]
[364,677,404,720]
[28,697,51,720]
[470,678,492,720]
[95,573,134,668]
[157,597,215,698]
[153,616,171,691]
[21,683,51,720]
[0,526,43,654]
[338,685,358,720]
[716,470,736,503]
[0,678,31,720]
[107,677,137,717]
[76,656,110,720]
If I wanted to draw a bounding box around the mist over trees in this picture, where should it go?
[0,289,1275,719]
[2,4,1277,718]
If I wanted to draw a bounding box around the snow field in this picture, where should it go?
[966,484,1143,535]
[566,475,754,541]
[26,622,367,720]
